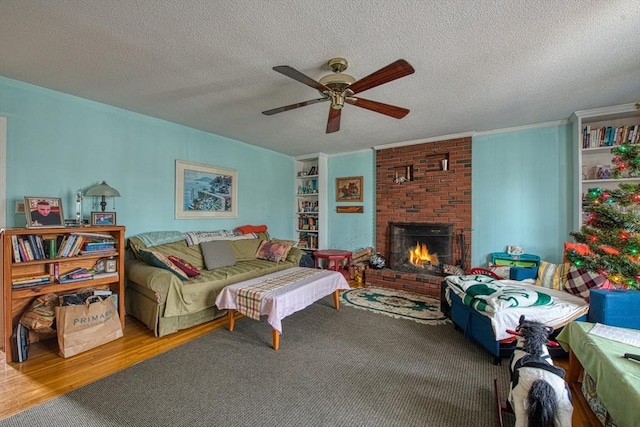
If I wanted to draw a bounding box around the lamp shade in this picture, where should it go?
[85,181,121,197]
[86,181,121,212]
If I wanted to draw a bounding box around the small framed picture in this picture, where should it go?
[336,176,363,202]
[91,212,116,226]
[14,201,25,214]
[308,166,317,176]
[24,197,65,228]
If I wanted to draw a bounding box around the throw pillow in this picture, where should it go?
[236,224,268,234]
[269,238,296,261]
[564,266,607,299]
[200,240,236,270]
[255,240,293,263]
[167,255,200,277]
[138,249,189,280]
[535,261,571,290]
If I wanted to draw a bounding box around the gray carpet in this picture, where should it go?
[2,295,512,427]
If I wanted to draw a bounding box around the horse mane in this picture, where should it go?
[516,318,552,358]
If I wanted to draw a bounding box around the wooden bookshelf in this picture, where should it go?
[1,225,125,363]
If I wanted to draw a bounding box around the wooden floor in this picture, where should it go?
[1,311,601,425]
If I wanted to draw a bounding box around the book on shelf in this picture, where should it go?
[44,238,57,259]
[23,239,36,261]
[58,276,93,284]
[12,278,53,289]
[93,271,119,280]
[11,235,22,262]
[79,248,117,256]
[12,273,52,285]
[27,235,42,260]
[84,241,116,251]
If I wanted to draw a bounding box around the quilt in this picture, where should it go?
[447,274,553,313]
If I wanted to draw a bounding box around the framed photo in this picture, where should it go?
[175,160,238,218]
[24,197,65,228]
[91,212,116,226]
[15,201,25,214]
[336,176,363,202]
[308,166,317,176]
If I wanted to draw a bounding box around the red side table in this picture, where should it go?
[314,249,352,279]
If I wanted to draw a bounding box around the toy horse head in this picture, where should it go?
[515,315,554,358]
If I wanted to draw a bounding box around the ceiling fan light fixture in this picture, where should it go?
[319,73,356,93]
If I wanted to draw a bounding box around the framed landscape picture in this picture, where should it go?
[175,160,238,218]
[24,197,65,228]
[336,176,363,202]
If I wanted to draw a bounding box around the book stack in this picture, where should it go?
[56,232,117,258]
[58,267,93,284]
[11,273,53,289]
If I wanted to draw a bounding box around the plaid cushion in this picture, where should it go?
[564,266,607,299]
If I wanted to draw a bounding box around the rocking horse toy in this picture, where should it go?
[495,316,573,427]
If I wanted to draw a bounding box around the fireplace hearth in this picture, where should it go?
[389,222,453,276]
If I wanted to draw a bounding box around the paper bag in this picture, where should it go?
[55,295,123,358]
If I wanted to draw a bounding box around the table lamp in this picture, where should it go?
[85,181,121,212]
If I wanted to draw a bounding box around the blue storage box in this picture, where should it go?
[491,252,541,267]
[509,266,539,281]
[588,289,640,330]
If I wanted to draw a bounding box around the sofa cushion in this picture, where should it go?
[137,249,189,280]
[255,240,294,263]
[564,266,607,298]
[269,238,296,261]
[535,261,571,290]
[230,238,263,261]
[168,255,201,277]
[201,240,236,270]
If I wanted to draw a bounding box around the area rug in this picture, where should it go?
[341,287,451,325]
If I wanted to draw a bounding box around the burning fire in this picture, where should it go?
[408,242,438,267]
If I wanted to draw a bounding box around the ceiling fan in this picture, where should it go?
[262,58,415,133]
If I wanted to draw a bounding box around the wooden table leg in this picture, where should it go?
[228,309,235,332]
[567,348,582,383]
[333,289,341,309]
[272,329,280,350]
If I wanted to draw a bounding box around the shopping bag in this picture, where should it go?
[55,295,123,358]
[20,293,58,334]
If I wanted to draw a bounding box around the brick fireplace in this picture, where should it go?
[366,136,472,298]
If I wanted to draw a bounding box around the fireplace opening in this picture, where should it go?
[389,222,454,276]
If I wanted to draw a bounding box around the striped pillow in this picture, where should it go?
[535,261,571,290]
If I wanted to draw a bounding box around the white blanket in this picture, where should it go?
[445,275,589,341]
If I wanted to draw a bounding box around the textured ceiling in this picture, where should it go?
[1,0,639,157]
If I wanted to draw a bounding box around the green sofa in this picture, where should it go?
[125,231,303,337]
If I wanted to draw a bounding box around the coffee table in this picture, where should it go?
[215,267,350,349]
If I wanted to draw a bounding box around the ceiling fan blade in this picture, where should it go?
[326,106,341,133]
[273,65,331,93]
[262,97,329,116]
[346,97,410,119]
[347,59,415,95]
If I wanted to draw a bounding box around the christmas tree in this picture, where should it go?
[567,179,640,290]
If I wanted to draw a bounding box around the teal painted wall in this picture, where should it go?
[0,77,294,239]
[472,124,573,266]
[1,77,576,262]
[327,150,375,251]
